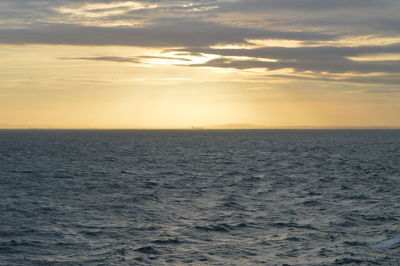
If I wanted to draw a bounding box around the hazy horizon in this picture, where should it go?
[1,124,400,130]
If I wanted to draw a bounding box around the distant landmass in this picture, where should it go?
[204,124,400,130]
[207,123,268,129]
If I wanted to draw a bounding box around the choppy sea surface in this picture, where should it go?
[1,129,400,265]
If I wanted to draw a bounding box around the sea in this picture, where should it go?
[0,129,399,265]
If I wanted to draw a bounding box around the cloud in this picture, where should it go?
[2,0,400,87]
[178,45,400,60]
[0,19,337,47]
[63,56,140,63]
[189,57,400,74]
[364,89,400,93]
[177,45,400,74]
[213,0,400,40]
[63,55,193,63]
[55,1,159,18]
[220,0,395,12]
[0,0,223,27]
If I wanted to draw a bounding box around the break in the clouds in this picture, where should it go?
[1,0,400,86]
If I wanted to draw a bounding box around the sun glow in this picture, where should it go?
[2,0,400,129]
[56,1,158,18]
[142,52,220,66]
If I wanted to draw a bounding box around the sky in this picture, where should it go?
[1,0,400,129]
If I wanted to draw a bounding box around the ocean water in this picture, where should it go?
[1,129,400,265]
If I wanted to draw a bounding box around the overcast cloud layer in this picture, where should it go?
[1,0,400,85]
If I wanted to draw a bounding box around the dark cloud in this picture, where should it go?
[189,57,400,74]
[178,45,400,60]
[63,55,192,63]
[213,0,400,39]
[336,76,400,85]
[0,20,337,47]
[0,0,221,29]
[364,89,400,93]
[176,45,400,75]
[188,58,270,69]
[221,0,393,12]
[63,56,140,63]
[1,0,398,46]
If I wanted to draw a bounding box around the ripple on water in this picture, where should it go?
[1,130,400,264]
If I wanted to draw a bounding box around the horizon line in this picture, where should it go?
[1,126,400,130]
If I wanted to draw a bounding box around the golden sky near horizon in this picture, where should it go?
[1,0,400,128]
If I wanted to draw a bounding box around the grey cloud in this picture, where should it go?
[0,20,337,47]
[0,0,220,28]
[274,12,400,36]
[370,18,400,32]
[215,0,400,38]
[1,0,398,43]
[176,45,400,74]
[337,76,400,86]
[221,0,396,12]
[2,0,399,86]
[189,57,400,74]
[64,56,140,63]
[178,45,400,60]
[188,58,270,69]
[177,45,400,78]
[364,89,400,93]
[63,55,192,63]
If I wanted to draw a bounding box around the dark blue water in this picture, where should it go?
[1,130,400,265]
